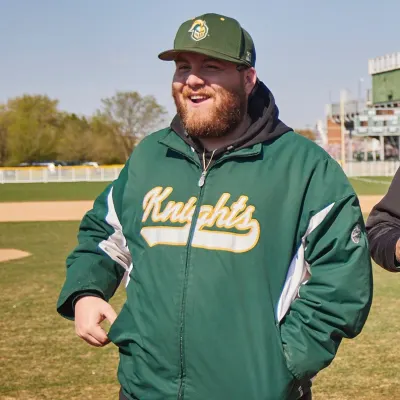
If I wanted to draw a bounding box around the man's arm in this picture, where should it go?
[57,161,132,327]
[366,167,400,272]
[279,159,373,381]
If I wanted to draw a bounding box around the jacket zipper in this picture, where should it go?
[173,149,258,399]
[177,165,207,400]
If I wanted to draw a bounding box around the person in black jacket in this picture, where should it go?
[366,168,400,272]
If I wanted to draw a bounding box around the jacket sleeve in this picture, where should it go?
[366,167,400,272]
[57,162,132,320]
[280,159,373,381]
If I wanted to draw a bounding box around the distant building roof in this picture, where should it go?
[369,52,400,75]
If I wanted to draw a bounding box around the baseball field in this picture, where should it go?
[0,177,398,399]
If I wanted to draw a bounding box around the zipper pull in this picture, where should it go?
[198,148,216,187]
[198,171,206,187]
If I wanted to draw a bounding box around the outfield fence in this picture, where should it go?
[0,160,400,183]
[0,165,124,184]
[342,161,400,177]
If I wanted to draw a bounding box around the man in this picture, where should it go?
[367,168,400,271]
[57,13,373,400]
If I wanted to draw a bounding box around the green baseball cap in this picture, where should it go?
[158,13,256,68]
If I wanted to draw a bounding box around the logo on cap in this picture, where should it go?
[245,51,252,63]
[188,19,209,41]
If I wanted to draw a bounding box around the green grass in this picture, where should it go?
[0,221,125,399]
[1,221,400,399]
[348,176,392,196]
[0,182,110,202]
[312,264,400,400]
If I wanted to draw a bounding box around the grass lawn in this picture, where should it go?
[348,176,392,196]
[0,182,110,202]
[312,264,400,399]
[0,221,125,399]
[1,221,399,399]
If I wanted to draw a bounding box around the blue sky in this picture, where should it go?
[0,0,398,129]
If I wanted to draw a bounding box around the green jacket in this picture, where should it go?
[57,128,372,400]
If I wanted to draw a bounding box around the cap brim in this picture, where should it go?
[158,48,251,67]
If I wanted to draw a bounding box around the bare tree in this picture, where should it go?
[99,91,167,160]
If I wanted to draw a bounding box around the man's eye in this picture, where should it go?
[205,65,220,70]
[178,65,190,71]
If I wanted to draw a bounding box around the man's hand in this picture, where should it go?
[74,296,117,347]
[396,238,400,264]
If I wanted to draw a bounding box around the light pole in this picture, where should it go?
[340,89,346,170]
[357,77,364,113]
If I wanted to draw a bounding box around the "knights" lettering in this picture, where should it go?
[140,187,260,253]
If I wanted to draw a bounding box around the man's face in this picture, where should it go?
[172,52,252,138]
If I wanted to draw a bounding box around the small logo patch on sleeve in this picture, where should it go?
[351,224,362,244]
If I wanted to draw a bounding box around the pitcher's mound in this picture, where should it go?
[0,249,31,263]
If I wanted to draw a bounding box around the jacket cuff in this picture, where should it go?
[72,292,104,310]
[388,234,400,272]
[57,289,104,321]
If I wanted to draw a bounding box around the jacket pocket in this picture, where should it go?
[273,322,305,399]
[274,322,312,400]
[108,302,142,355]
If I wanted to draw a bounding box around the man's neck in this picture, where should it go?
[198,114,251,151]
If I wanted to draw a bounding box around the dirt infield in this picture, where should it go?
[0,201,94,222]
[358,195,382,214]
[0,249,31,263]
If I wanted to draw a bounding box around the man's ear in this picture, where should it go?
[244,68,257,95]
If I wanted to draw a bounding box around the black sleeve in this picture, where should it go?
[366,167,400,272]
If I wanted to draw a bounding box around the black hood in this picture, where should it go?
[170,80,292,158]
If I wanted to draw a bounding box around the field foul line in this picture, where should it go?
[351,177,392,185]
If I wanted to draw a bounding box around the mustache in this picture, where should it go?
[181,88,214,99]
